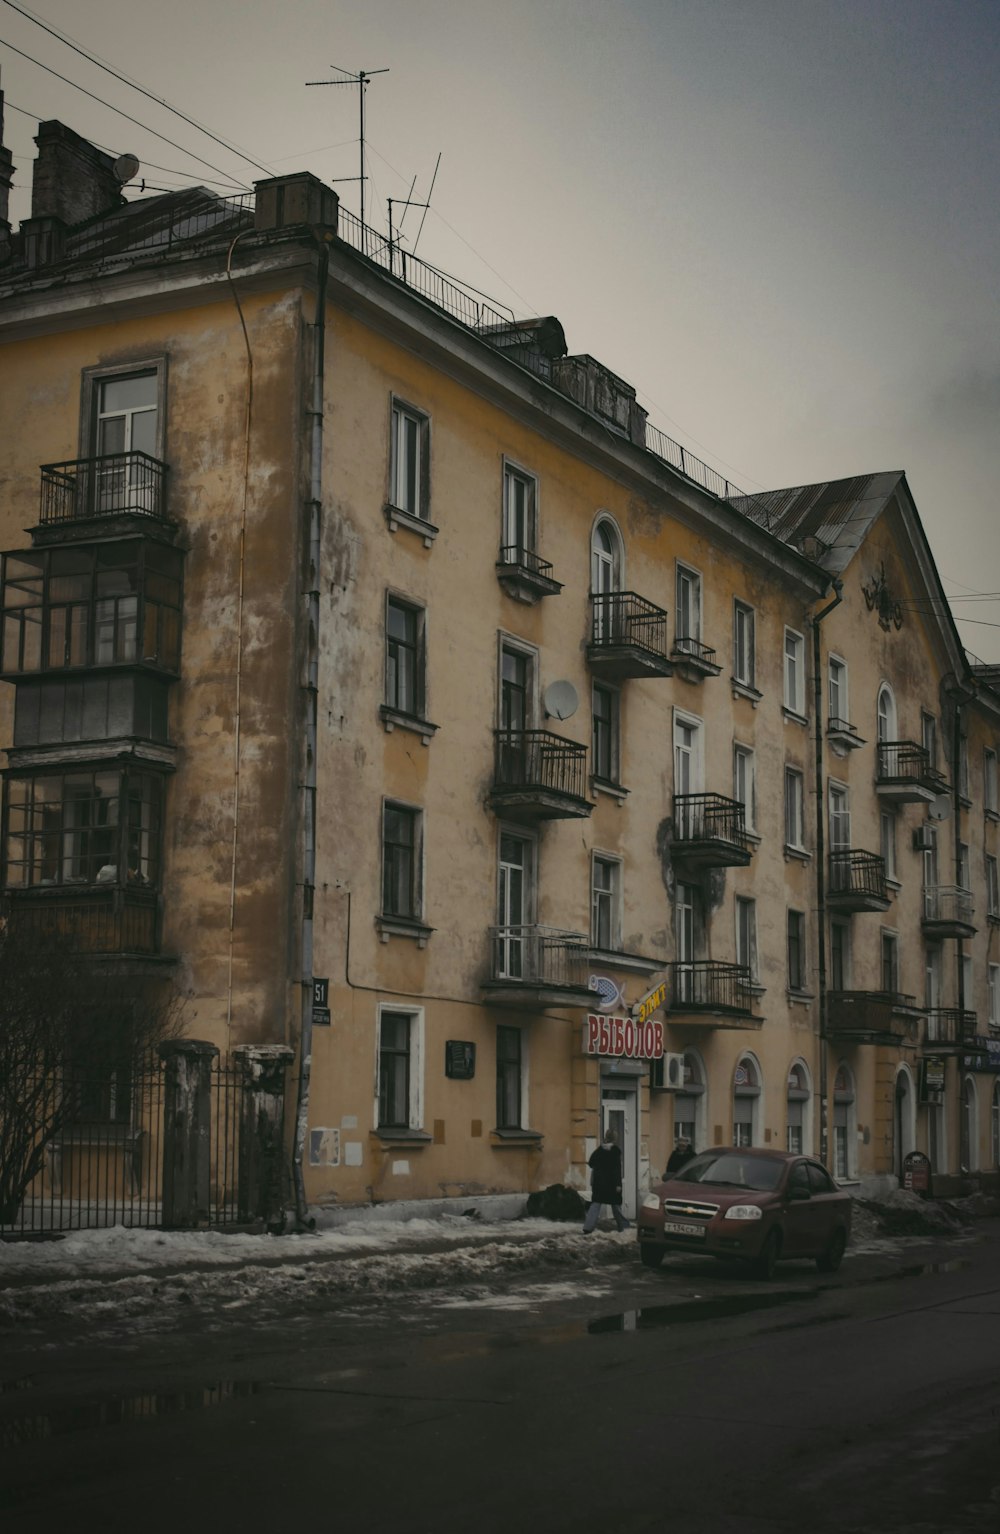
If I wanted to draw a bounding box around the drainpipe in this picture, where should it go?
[812,578,844,1167]
[291,233,330,1230]
[944,675,976,1178]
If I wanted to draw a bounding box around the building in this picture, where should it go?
[1,109,997,1225]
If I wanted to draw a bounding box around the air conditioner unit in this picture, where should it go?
[662,1051,686,1090]
[913,825,935,852]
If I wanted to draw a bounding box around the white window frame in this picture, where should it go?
[673,709,705,798]
[877,682,897,743]
[733,743,756,833]
[591,853,623,952]
[880,809,898,882]
[733,600,755,689]
[675,563,702,650]
[880,929,900,994]
[784,766,805,851]
[990,964,1000,1031]
[735,895,758,984]
[986,854,999,919]
[374,1003,425,1133]
[828,654,849,727]
[783,627,806,716]
[591,515,623,595]
[501,460,537,559]
[81,357,168,462]
[389,397,429,521]
[828,780,851,851]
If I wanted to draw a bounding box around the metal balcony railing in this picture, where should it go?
[493,729,588,800]
[924,1008,978,1047]
[827,990,918,1039]
[668,960,752,1014]
[829,849,888,901]
[39,452,168,524]
[671,635,719,667]
[590,591,669,661]
[922,885,975,926]
[489,925,589,988]
[673,793,749,852]
[497,545,556,580]
[876,740,947,790]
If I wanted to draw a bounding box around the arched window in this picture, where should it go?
[786,1060,812,1155]
[893,1065,916,1178]
[833,1062,856,1180]
[877,683,897,744]
[673,1050,707,1155]
[591,518,622,596]
[733,1054,762,1147]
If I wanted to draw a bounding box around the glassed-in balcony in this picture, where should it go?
[921,885,976,940]
[482,924,593,1009]
[587,592,672,680]
[828,849,890,913]
[4,887,160,956]
[666,961,758,1028]
[489,729,591,822]
[39,452,169,525]
[876,741,948,804]
[672,794,752,870]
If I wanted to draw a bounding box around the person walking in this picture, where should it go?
[664,1137,696,1177]
[583,1128,629,1233]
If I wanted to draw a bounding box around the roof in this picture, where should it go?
[727,471,905,574]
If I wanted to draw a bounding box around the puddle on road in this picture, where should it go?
[588,1289,820,1333]
[881,1259,972,1280]
[0,1379,262,1450]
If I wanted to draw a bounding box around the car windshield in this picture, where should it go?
[671,1152,784,1192]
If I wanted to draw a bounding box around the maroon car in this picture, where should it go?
[637,1147,852,1279]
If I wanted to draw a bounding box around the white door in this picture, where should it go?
[601,1087,637,1218]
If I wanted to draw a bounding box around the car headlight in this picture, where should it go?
[723,1204,763,1221]
[642,1193,662,1211]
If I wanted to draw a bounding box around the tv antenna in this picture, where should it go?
[306,64,389,228]
[387,156,441,275]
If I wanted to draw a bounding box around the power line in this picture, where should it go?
[1,0,274,177]
[0,35,253,188]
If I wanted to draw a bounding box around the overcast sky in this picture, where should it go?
[2,0,998,659]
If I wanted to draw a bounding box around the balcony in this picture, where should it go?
[875,741,948,804]
[483,925,593,1009]
[828,849,890,913]
[489,730,591,822]
[587,592,672,681]
[670,635,722,682]
[495,545,563,604]
[666,961,759,1029]
[922,1008,980,1055]
[826,990,920,1045]
[672,794,752,870]
[921,885,976,941]
[39,452,169,527]
[5,887,160,956]
[826,716,865,752]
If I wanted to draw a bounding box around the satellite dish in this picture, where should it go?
[114,153,141,185]
[927,794,952,822]
[543,680,579,721]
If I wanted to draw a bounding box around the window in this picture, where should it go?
[591,518,622,595]
[733,1055,761,1148]
[501,463,537,562]
[957,841,970,892]
[877,684,896,743]
[828,656,848,726]
[735,896,758,983]
[500,642,532,732]
[592,683,620,786]
[880,809,897,881]
[496,831,535,979]
[829,782,851,851]
[985,748,999,815]
[675,565,702,651]
[733,601,755,688]
[830,920,850,991]
[3,769,163,889]
[784,767,805,850]
[13,674,170,749]
[91,368,159,458]
[880,931,899,994]
[833,1063,856,1180]
[921,711,937,768]
[990,965,1000,1031]
[389,399,429,520]
[787,1062,810,1155]
[381,802,421,920]
[385,596,425,718]
[987,855,1000,920]
[591,855,621,951]
[783,628,805,715]
[496,1025,524,1129]
[733,744,756,832]
[1,542,183,677]
[958,735,970,799]
[377,1008,423,1132]
[787,910,806,991]
[81,362,166,516]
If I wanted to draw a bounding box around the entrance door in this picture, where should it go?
[601,1087,637,1218]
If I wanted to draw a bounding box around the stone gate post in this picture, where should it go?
[158,1039,218,1229]
[233,1045,295,1225]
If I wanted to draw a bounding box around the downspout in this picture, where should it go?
[812,578,844,1167]
[945,675,976,1176]
[291,233,330,1230]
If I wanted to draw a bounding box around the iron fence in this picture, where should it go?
[829,849,889,901]
[590,591,670,660]
[493,729,588,801]
[671,635,719,667]
[924,1008,978,1047]
[922,885,975,927]
[673,793,749,851]
[877,740,947,791]
[497,545,556,580]
[489,924,589,988]
[40,452,168,524]
[668,960,752,1014]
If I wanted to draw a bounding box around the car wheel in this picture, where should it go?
[816,1227,847,1273]
[752,1230,781,1280]
[640,1244,665,1269]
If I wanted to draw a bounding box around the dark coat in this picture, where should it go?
[665,1144,695,1177]
[588,1143,623,1204]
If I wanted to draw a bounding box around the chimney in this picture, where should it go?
[0,90,15,246]
[254,173,339,234]
[30,120,122,226]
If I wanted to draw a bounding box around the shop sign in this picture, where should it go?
[632,979,667,1025]
[312,977,331,1026]
[922,1056,946,1093]
[584,1013,664,1060]
[902,1150,931,1195]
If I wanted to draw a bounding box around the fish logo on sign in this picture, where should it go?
[589,975,623,1012]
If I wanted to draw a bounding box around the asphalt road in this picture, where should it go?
[3,1222,1000,1533]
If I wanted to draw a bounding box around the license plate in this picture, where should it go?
[664,1220,705,1237]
